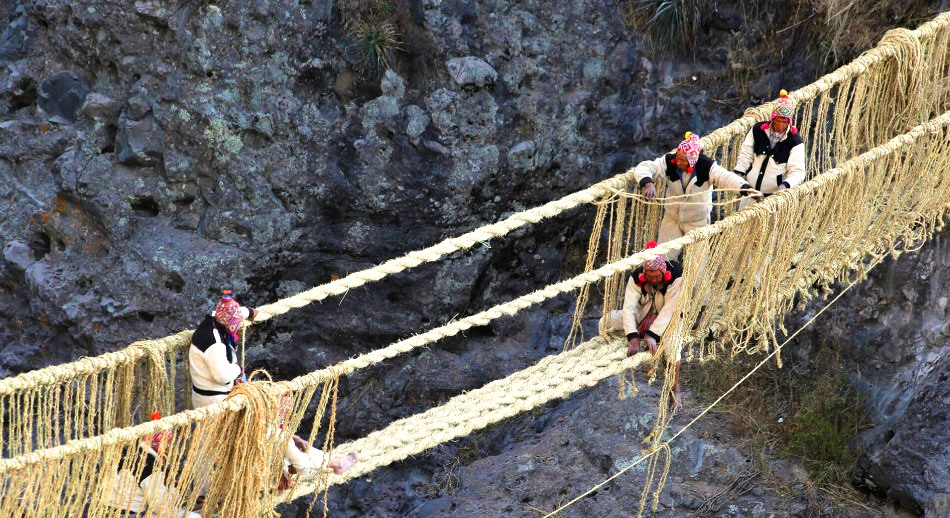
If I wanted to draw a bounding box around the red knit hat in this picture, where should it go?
[764,89,798,135]
[676,131,702,172]
[146,411,174,456]
[214,290,243,340]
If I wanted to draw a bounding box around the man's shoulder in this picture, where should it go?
[192,315,218,352]
[784,131,804,147]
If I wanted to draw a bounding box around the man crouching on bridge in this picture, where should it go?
[602,242,684,411]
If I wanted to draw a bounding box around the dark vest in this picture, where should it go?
[665,153,714,187]
[748,121,803,166]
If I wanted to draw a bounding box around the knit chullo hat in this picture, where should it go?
[277,393,293,431]
[642,241,668,273]
[676,131,702,172]
[637,241,673,284]
[146,411,174,456]
[762,89,798,135]
[214,289,243,340]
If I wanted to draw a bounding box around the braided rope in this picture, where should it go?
[288,337,650,498]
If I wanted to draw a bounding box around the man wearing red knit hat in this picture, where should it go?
[189,290,258,409]
[734,89,806,207]
[603,241,685,411]
[633,132,760,261]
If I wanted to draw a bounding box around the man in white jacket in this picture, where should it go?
[733,89,806,207]
[602,242,685,411]
[108,412,201,517]
[634,132,759,261]
[276,393,358,492]
[189,290,257,409]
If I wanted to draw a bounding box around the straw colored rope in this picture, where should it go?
[0,13,948,517]
[290,337,652,498]
[1,107,948,472]
[544,255,883,518]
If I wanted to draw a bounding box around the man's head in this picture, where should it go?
[639,241,672,286]
[675,131,702,173]
[214,290,243,340]
[277,393,293,431]
[767,89,797,135]
[144,411,174,459]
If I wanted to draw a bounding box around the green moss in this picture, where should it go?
[203,119,244,162]
[685,341,865,488]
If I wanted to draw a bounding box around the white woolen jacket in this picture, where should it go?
[108,444,201,517]
[622,267,683,341]
[733,122,806,194]
[189,308,250,395]
[633,153,751,225]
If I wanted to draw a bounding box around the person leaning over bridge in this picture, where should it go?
[276,393,358,492]
[108,412,202,517]
[189,290,257,409]
[634,131,760,261]
[602,242,685,411]
[733,89,805,207]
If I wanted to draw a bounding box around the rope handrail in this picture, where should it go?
[0,84,947,518]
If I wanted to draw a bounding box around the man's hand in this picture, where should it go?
[627,337,640,357]
[751,191,765,202]
[644,336,658,356]
[249,308,259,321]
[292,434,309,453]
[643,182,657,199]
[777,184,788,192]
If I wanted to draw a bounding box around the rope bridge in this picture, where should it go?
[0,10,948,517]
[2,10,947,459]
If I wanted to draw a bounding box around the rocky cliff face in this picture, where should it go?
[799,230,950,514]
[1,0,946,516]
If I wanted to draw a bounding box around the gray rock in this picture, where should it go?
[507,140,537,172]
[404,105,429,146]
[446,57,498,88]
[0,4,30,63]
[853,354,950,514]
[2,241,33,270]
[38,71,89,124]
[115,94,164,166]
[381,69,406,100]
[81,93,119,120]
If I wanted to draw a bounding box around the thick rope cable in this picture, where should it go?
[0,15,946,516]
[288,337,652,498]
[0,110,946,516]
[3,9,946,398]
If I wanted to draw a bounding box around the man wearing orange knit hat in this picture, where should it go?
[734,89,806,208]
[633,131,760,261]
